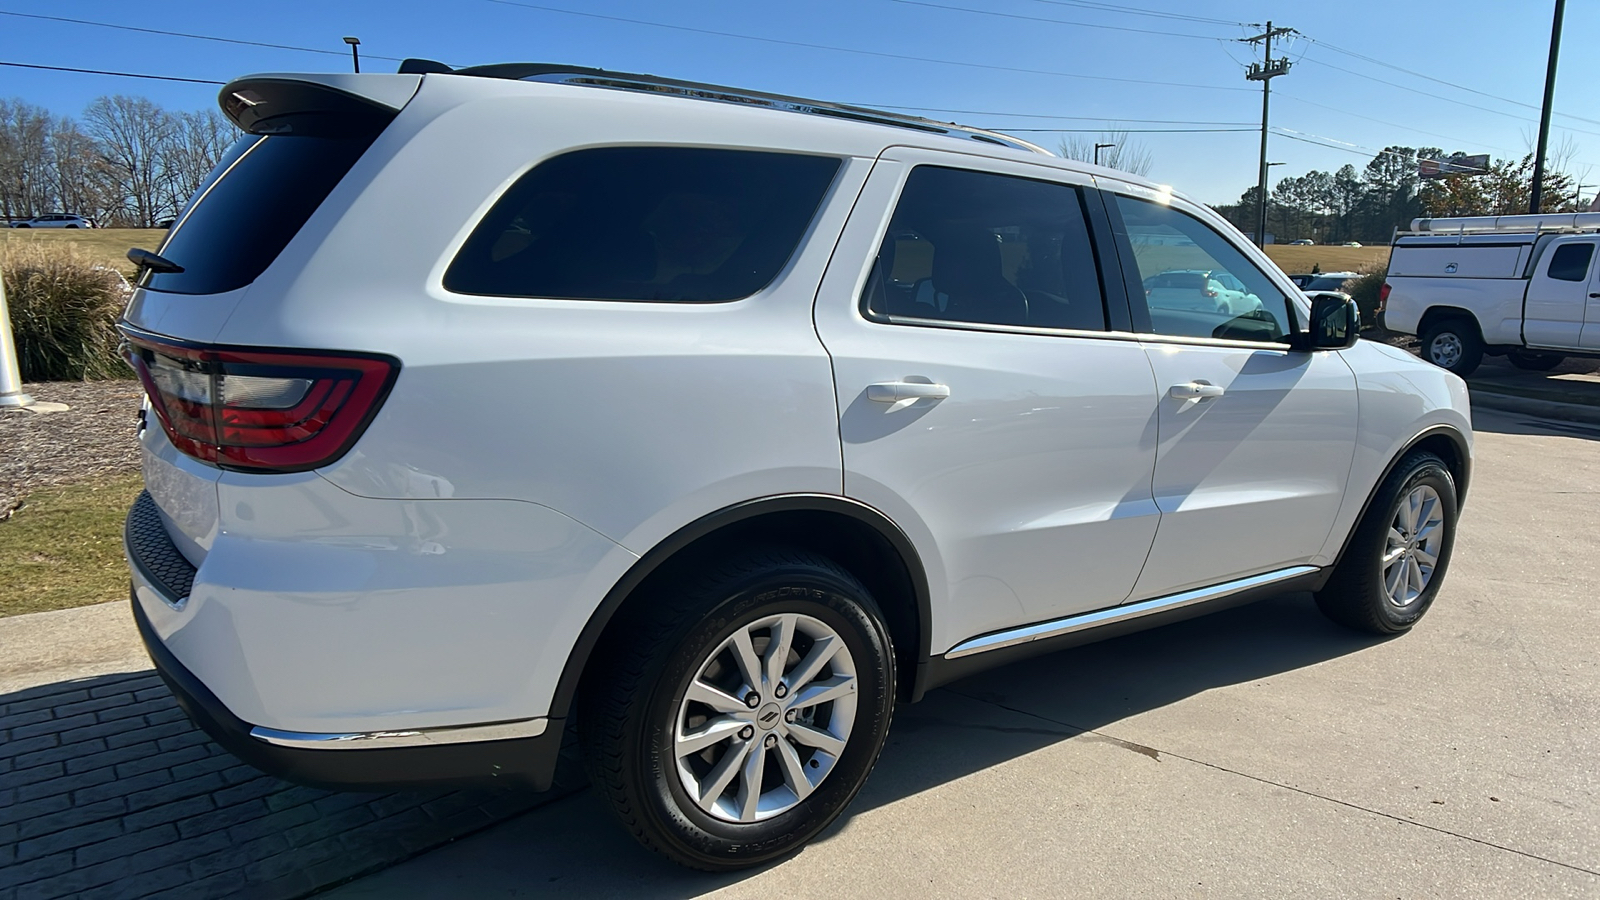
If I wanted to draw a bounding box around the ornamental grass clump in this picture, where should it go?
[1,243,131,380]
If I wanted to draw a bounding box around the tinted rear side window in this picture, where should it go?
[445,148,840,302]
[1548,243,1594,282]
[146,133,379,295]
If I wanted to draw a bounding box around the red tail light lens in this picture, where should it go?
[121,329,399,473]
[1378,282,1392,311]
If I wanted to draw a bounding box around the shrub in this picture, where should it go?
[1,243,132,380]
[1343,263,1388,331]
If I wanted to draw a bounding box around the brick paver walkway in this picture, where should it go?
[0,671,583,899]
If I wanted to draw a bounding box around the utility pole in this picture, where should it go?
[1094,142,1115,166]
[1242,22,1295,246]
[1529,0,1565,214]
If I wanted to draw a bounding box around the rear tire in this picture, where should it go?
[1508,350,1564,372]
[1316,451,1458,635]
[580,547,896,871]
[1419,318,1483,377]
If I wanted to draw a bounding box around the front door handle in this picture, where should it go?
[1169,382,1225,400]
[1589,292,1599,298]
[867,381,951,403]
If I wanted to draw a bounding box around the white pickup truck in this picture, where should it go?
[1382,212,1600,375]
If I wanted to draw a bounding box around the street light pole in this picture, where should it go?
[343,36,361,74]
[1094,142,1115,167]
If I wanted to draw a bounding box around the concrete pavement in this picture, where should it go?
[330,406,1600,898]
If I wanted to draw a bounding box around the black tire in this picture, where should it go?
[1419,318,1483,377]
[1508,350,1564,372]
[65,224,80,228]
[580,547,896,871]
[12,223,28,228]
[1316,451,1458,635]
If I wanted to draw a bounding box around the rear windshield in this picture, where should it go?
[145,133,379,295]
[444,147,840,303]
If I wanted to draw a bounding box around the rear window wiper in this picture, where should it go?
[127,248,184,274]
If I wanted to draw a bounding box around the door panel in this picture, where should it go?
[1134,343,1357,598]
[1099,188,1358,599]
[1526,238,1595,349]
[813,151,1162,653]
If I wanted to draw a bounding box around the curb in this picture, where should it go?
[1468,388,1600,426]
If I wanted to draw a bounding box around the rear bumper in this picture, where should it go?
[126,490,566,791]
[131,591,563,791]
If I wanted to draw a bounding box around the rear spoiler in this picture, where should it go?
[218,73,422,136]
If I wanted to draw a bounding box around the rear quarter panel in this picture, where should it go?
[1383,275,1526,344]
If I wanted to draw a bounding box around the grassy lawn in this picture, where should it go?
[1,228,167,278]
[0,474,144,618]
[1261,244,1391,275]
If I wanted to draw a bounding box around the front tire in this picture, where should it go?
[1419,318,1483,377]
[580,547,896,871]
[1316,451,1458,634]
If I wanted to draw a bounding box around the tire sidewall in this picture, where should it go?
[635,567,895,867]
[1363,459,1458,631]
[1421,320,1481,375]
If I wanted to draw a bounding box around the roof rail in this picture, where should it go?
[397,59,1053,156]
[1407,212,1600,234]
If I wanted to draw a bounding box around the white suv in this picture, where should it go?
[122,63,1472,871]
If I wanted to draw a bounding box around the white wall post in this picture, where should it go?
[0,263,35,408]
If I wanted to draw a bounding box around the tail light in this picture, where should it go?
[121,329,399,473]
[1202,288,1218,299]
[1378,282,1392,311]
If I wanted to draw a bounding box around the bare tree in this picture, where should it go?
[85,95,176,227]
[159,109,238,220]
[0,99,56,219]
[1058,130,1154,176]
[50,116,116,224]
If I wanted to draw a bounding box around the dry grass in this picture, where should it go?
[1,228,167,278]
[0,473,144,617]
[1261,245,1391,275]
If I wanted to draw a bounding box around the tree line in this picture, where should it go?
[1211,144,1589,245]
[0,96,237,228]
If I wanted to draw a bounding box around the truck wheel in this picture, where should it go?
[1419,318,1482,377]
[580,547,896,870]
[1507,350,1564,372]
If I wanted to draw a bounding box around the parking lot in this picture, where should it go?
[330,405,1599,898]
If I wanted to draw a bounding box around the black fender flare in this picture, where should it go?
[546,493,934,722]
[1330,424,1472,570]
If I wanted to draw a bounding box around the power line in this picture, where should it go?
[890,0,1232,42]
[1296,54,1600,140]
[0,60,223,85]
[981,127,1257,133]
[1275,93,1521,157]
[1026,0,1246,28]
[1306,35,1600,129]
[0,10,408,63]
[481,0,1253,93]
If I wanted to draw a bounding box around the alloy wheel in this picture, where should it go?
[1382,484,1444,607]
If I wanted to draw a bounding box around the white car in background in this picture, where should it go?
[122,61,1473,871]
[9,214,95,228]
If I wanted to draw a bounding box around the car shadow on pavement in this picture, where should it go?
[1469,410,1600,442]
[326,590,1393,898]
[0,668,586,900]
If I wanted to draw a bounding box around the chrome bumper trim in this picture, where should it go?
[943,565,1320,660]
[249,717,548,750]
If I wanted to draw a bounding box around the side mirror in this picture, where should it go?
[1291,294,1359,351]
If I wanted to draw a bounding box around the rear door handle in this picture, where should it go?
[867,381,951,403]
[1169,382,1225,400]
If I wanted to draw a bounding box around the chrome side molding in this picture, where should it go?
[250,717,547,750]
[943,565,1320,660]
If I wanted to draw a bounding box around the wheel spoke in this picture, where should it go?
[787,722,847,757]
[791,673,856,710]
[1384,558,1406,603]
[729,628,764,693]
[1413,547,1438,568]
[736,740,768,821]
[784,635,842,695]
[1409,556,1426,594]
[696,736,752,808]
[764,614,797,692]
[1381,545,1406,566]
[676,715,744,759]
[774,738,815,802]
[685,679,751,716]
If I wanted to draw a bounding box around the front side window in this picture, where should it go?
[445,147,840,302]
[863,166,1106,331]
[1113,195,1291,343]
[1548,243,1595,282]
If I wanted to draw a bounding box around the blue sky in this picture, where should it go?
[4,0,1597,204]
